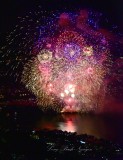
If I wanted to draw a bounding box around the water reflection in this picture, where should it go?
[35,113,123,145]
[58,114,77,132]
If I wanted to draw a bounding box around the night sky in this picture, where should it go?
[0,0,123,34]
[0,0,122,103]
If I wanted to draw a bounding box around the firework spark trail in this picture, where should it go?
[3,8,112,112]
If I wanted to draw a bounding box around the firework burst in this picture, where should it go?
[3,8,111,112]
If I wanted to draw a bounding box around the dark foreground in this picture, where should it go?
[0,128,123,160]
[1,106,123,159]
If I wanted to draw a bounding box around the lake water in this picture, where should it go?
[1,106,123,146]
[34,112,123,145]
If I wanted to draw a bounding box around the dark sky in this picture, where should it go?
[0,0,123,34]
